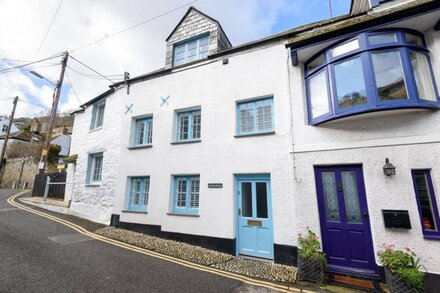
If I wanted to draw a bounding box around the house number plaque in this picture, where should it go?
[208,183,223,188]
[247,220,262,227]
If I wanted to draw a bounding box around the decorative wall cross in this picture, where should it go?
[160,95,170,107]
[125,104,133,114]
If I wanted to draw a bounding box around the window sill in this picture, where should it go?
[234,131,275,138]
[170,139,201,145]
[127,145,153,150]
[167,212,199,217]
[89,127,103,133]
[85,184,101,187]
[122,209,148,214]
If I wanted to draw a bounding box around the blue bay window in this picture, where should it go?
[132,117,153,147]
[173,34,210,67]
[128,177,150,212]
[172,175,200,215]
[176,110,201,142]
[236,97,274,135]
[305,29,440,125]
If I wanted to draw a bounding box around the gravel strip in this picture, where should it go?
[95,227,298,284]
[213,258,297,284]
[95,226,234,266]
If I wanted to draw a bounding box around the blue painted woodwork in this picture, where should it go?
[128,177,150,212]
[412,170,440,240]
[86,152,103,185]
[90,100,105,130]
[305,28,440,125]
[314,165,376,275]
[236,174,274,259]
[173,33,210,67]
[236,97,274,135]
[176,110,201,142]
[172,175,200,215]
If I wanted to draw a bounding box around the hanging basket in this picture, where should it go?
[297,254,324,283]
[385,269,423,293]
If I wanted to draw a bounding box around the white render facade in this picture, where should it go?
[68,0,440,284]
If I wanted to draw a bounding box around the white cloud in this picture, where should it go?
[0,0,317,117]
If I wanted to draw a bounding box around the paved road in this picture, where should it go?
[0,190,275,293]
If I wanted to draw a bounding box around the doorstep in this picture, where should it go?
[19,196,70,214]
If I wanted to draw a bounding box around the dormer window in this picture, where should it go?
[173,34,210,66]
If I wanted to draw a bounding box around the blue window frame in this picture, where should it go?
[86,152,103,185]
[132,117,153,147]
[173,34,210,66]
[304,29,440,125]
[172,175,200,215]
[90,100,105,130]
[176,110,201,142]
[236,97,274,135]
[412,170,440,240]
[128,177,150,211]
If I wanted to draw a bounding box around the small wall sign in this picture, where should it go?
[208,183,223,188]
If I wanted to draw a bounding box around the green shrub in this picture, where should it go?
[298,228,326,267]
[395,267,424,290]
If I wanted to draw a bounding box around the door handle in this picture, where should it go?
[363,211,369,217]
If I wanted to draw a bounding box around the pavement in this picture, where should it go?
[0,189,283,293]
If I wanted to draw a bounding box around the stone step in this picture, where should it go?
[328,273,382,292]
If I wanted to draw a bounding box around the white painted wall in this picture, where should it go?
[290,27,440,273]
[113,42,296,244]
[68,92,123,224]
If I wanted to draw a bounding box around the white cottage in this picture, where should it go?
[69,1,440,289]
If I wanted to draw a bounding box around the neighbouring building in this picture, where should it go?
[68,0,440,288]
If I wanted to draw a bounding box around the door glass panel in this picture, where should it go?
[334,56,368,109]
[342,171,362,223]
[241,182,252,217]
[372,51,408,101]
[414,172,437,231]
[322,172,340,221]
[256,182,268,218]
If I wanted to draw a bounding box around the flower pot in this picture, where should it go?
[385,269,423,293]
[297,254,324,283]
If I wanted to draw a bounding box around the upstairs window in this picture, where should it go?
[172,175,200,215]
[304,29,439,125]
[173,34,209,66]
[237,97,274,135]
[176,110,201,142]
[132,117,153,147]
[90,101,105,130]
[86,152,103,185]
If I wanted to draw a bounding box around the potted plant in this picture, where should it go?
[297,228,326,283]
[377,244,425,293]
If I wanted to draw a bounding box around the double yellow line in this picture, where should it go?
[7,191,307,293]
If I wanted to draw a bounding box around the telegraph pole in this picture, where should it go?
[38,51,68,174]
[0,96,19,172]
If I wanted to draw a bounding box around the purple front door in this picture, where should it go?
[315,165,376,276]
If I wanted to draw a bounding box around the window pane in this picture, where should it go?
[131,179,141,206]
[368,33,397,45]
[405,33,423,46]
[177,113,189,140]
[176,178,187,208]
[92,156,102,182]
[135,120,145,146]
[342,171,361,223]
[95,104,105,128]
[192,111,201,139]
[335,57,368,109]
[322,172,340,222]
[410,52,437,102]
[256,182,268,219]
[308,70,329,118]
[241,182,252,217]
[239,103,255,133]
[146,119,153,144]
[414,172,437,231]
[372,51,408,101]
[332,39,359,57]
[256,99,273,131]
[307,54,325,72]
[143,178,150,207]
[189,177,200,208]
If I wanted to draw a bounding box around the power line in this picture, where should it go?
[67,65,123,79]
[0,63,60,75]
[0,53,63,74]
[69,0,198,53]
[35,0,64,58]
[17,97,48,109]
[65,70,83,105]
[69,55,117,84]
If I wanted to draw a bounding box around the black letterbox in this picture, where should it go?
[382,210,411,229]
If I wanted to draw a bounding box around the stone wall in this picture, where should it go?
[0,157,38,189]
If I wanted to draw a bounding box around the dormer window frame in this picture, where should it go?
[172,32,210,67]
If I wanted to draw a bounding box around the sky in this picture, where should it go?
[0,0,351,118]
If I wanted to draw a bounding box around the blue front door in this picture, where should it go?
[236,175,274,259]
[315,166,376,275]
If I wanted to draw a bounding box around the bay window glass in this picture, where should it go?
[410,51,437,102]
[372,51,408,101]
[307,54,325,72]
[334,57,367,109]
[332,39,359,57]
[405,33,423,46]
[368,33,397,45]
[308,70,329,118]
